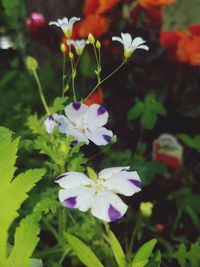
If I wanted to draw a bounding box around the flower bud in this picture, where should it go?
[140,202,153,217]
[60,43,67,54]
[69,52,74,60]
[88,33,95,44]
[96,40,101,49]
[25,56,38,71]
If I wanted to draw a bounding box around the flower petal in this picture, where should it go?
[59,186,95,212]
[121,33,132,46]
[66,126,90,144]
[131,37,145,47]
[86,127,113,146]
[53,114,69,133]
[86,104,109,127]
[65,102,87,124]
[98,166,130,179]
[112,36,124,44]
[137,44,149,51]
[69,17,81,27]
[91,190,128,222]
[103,171,141,196]
[44,115,56,134]
[55,172,92,189]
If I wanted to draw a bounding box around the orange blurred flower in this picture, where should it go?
[177,35,200,65]
[83,0,118,16]
[159,30,188,60]
[138,0,176,9]
[78,14,109,38]
[85,88,104,106]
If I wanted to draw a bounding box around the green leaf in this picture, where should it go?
[145,95,166,116]
[64,232,104,267]
[128,101,144,121]
[141,111,157,130]
[109,230,126,267]
[132,239,157,267]
[178,134,200,152]
[0,127,45,266]
[49,97,67,114]
[172,244,187,267]
[0,127,19,188]
[6,215,40,267]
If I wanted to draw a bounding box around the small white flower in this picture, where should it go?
[53,102,113,146]
[44,115,56,134]
[68,39,89,55]
[112,33,149,58]
[55,166,141,222]
[49,17,80,38]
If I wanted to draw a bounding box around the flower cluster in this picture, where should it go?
[45,16,149,221]
[160,25,200,65]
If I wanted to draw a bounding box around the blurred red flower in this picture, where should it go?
[159,30,188,60]
[138,0,176,9]
[177,35,200,66]
[153,134,183,170]
[160,25,200,65]
[83,0,119,16]
[85,88,104,106]
[27,12,46,38]
[77,14,109,38]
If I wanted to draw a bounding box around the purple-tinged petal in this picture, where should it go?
[44,115,56,134]
[63,196,77,208]
[97,106,106,116]
[72,102,81,110]
[91,190,127,222]
[128,179,142,189]
[55,174,67,181]
[103,134,112,143]
[108,204,122,221]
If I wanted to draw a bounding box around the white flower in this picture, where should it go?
[44,115,56,134]
[55,166,141,222]
[49,17,80,38]
[112,33,149,58]
[53,102,113,146]
[68,39,89,55]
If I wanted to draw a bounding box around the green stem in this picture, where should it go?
[128,213,142,255]
[93,44,101,83]
[32,70,50,114]
[84,58,127,103]
[34,245,62,258]
[70,58,77,101]
[42,217,60,242]
[59,247,70,264]
[62,54,66,97]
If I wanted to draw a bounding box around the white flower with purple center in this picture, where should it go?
[68,39,89,55]
[112,33,149,58]
[56,166,141,222]
[49,17,80,38]
[53,102,113,146]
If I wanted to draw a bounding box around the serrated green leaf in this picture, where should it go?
[6,215,40,267]
[128,101,144,121]
[132,239,157,267]
[0,127,19,188]
[109,230,126,267]
[172,244,187,267]
[64,232,104,267]
[49,97,67,114]
[141,111,157,129]
[0,127,45,264]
